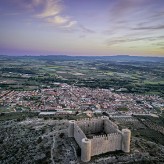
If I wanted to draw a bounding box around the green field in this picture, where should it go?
[0,55,163,96]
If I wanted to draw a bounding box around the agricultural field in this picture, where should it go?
[113,115,164,145]
[0,55,163,96]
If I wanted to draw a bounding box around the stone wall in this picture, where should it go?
[77,118,104,134]
[68,117,131,162]
[91,133,122,156]
[74,123,86,147]
[104,119,119,134]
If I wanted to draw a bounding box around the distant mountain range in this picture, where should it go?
[0,55,164,62]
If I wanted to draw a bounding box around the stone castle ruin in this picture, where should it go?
[68,116,131,162]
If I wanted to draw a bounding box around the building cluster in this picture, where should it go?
[0,83,163,115]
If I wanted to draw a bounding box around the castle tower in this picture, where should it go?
[81,138,91,162]
[68,120,75,137]
[122,129,131,153]
[101,116,109,121]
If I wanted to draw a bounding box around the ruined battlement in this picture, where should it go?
[76,116,102,122]
[68,116,131,162]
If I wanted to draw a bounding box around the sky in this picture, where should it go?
[0,0,164,56]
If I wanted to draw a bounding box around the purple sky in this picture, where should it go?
[0,0,164,56]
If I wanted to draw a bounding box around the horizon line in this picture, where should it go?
[0,54,164,58]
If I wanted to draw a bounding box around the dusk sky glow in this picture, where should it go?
[0,0,164,56]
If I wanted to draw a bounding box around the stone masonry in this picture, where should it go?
[68,116,131,162]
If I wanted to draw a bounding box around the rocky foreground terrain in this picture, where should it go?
[0,117,164,164]
[0,118,70,164]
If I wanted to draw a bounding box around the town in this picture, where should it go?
[0,83,163,116]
